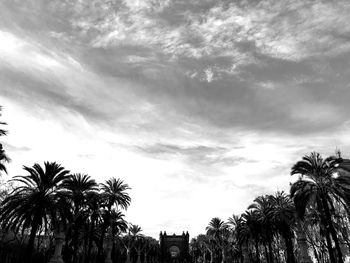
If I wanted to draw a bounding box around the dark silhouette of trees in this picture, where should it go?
[0,162,70,262]
[291,152,350,263]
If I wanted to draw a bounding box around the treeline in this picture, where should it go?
[190,152,350,263]
[0,162,158,263]
[0,107,158,263]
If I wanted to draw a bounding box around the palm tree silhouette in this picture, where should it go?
[98,177,131,260]
[228,214,243,263]
[206,217,229,263]
[268,192,296,263]
[248,195,275,263]
[290,152,349,263]
[123,224,143,263]
[0,161,69,262]
[238,210,262,263]
[85,191,104,263]
[62,173,97,263]
[197,234,215,263]
[0,144,10,174]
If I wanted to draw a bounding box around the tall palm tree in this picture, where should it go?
[197,234,215,263]
[109,209,128,259]
[100,178,131,211]
[290,152,350,263]
[85,191,104,263]
[135,235,145,263]
[228,214,243,263]
[110,209,128,240]
[98,178,131,260]
[122,224,143,263]
[248,195,275,263]
[103,209,128,263]
[206,217,230,263]
[238,210,262,263]
[143,237,158,263]
[0,161,70,262]
[62,173,97,263]
[268,192,296,263]
[190,237,201,263]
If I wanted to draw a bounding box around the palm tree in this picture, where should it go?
[85,191,104,263]
[228,214,243,263]
[0,144,10,174]
[197,234,215,263]
[268,192,296,263]
[190,237,201,263]
[238,210,262,263]
[102,209,128,263]
[122,224,143,263]
[100,178,131,211]
[248,195,275,263]
[290,152,350,263]
[143,237,158,263]
[0,161,70,262]
[62,173,97,263]
[135,234,145,263]
[98,178,131,260]
[109,209,128,261]
[206,217,230,263]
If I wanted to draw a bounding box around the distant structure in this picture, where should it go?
[159,231,190,263]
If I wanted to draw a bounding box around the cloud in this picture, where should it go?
[135,143,253,168]
[2,142,31,153]
[2,0,350,238]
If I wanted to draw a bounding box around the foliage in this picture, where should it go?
[0,106,9,174]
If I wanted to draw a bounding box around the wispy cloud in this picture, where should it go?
[136,143,253,167]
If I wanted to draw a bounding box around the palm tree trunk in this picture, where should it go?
[221,247,226,263]
[264,243,269,263]
[267,239,274,263]
[238,244,243,263]
[282,231,295,263]
[82,223,89,263]
[105,237,113,263]
[242,243,249,263]
[63,226,72,262]
[86,218,96,263]
[209,250,214,263]
[97,225,107,261]
[73,223,80,263]
[126,248,131,263]
[202,250,207,263]
[317,198,337,263]
[49,227,66,263]
[26,214,40,262]
[325,230,336,263]
[255,239,260,263]
[321,197,344,263]
[137,250,142,263]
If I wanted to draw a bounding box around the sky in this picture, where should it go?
[1,0,350,239]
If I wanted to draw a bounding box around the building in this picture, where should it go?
[159,232,190,263]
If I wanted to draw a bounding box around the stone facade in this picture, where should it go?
[160,232,190,263]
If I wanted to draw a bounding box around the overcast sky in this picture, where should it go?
[1,0,350,239]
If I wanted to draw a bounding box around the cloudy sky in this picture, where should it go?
[1,0,350,238]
